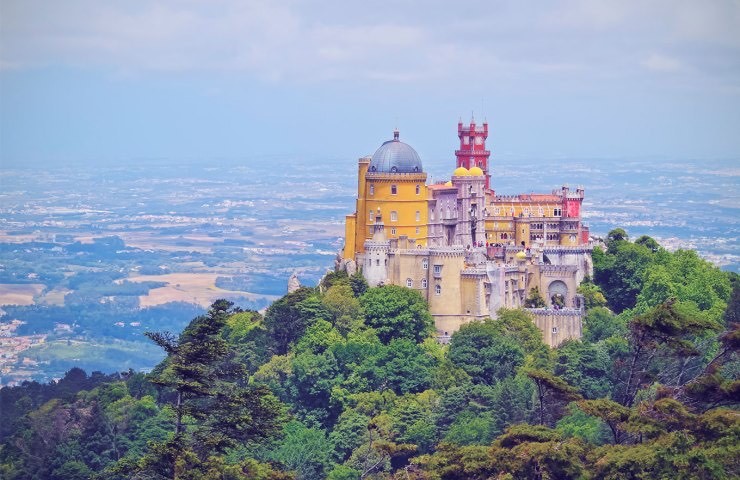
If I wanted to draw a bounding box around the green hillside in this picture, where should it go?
[1,232,738,480]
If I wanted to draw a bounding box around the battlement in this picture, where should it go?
[542,245,593,254]
[365,172,427,181]
[540,264,578,275]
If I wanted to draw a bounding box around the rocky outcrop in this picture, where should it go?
[334,251,357,276]
[287,272,300,294]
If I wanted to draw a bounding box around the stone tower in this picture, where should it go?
[455,117,491,190]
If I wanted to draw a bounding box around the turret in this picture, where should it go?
[455,117,491,190]
[363,208,390,286]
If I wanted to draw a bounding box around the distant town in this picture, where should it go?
[0,155,737,385]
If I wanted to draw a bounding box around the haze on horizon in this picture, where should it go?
[1,0,739,168]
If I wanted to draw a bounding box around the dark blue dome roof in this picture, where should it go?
[368,131,423,174]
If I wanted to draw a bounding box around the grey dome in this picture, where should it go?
[368,131,423,174]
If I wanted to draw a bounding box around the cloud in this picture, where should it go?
[642,53,684,72]
[0,0,738,91]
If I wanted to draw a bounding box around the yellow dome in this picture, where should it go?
[469,166,484,176]
[453,166,470,176]
[444,180,453,186]
[515,251,527,260]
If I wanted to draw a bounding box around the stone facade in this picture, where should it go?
[344,121,593,347]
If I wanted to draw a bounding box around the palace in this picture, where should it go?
[342,120,593,346]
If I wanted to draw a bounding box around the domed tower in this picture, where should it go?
[343,130,428,260]
[455,117,491,190]
[451,165,486,247]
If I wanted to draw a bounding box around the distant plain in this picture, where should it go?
[0,154,737,383]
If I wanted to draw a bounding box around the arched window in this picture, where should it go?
[406,278,413,288]
[415,211,420,222]
[369,185,374,195]
[415,184,421,195]
[421,279,428,288]
[422,258,428,270]
[390,211,398,222]
[391,185,398,195]
[435,284,441,295]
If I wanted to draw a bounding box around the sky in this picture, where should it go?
[1,0,739,168]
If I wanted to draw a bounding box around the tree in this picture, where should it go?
[577,282,607,309]
[618,298,719,407]
[268,420,333,480]
[139,300,286,479]
[582,307,623,343]
[448,319,526,384]
[525,369,582,426]
[360,286,433,344]
[524,287,546,308]
[349,271,369,297]
[577,399,630,444]
[595,241,654,313]
[350,339,436,395]
[606,228,628,252]
[554,340,611,399]
[635,235,661,253]
[322,284,364,334]
[264,287,323,355]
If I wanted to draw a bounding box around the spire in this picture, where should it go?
[393,128,399,141]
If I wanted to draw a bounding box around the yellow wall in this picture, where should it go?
[343,214,356,259]
[355,174,428,254]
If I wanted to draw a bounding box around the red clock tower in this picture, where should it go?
[455,117,491,190]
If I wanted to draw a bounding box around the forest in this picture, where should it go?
[0,230,737,480]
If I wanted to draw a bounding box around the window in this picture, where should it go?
[376,259,380,266]
[422,258,428,269]
[416,227,420,234]
[369,184,374,195]
[433,265,442,274]
[390,211,398,222]
[415,211,420,222]
[391,185,398,195]
[554,208,562,216]
[415,184,421,195]
[435,284,441,295]
[421,279,428,288]
[552,327,559,334]
[391,227,396,235]
[406,278,413,288]
[369,210,374,222]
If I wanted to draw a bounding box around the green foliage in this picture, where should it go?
[523,286,546,308]
[360,285,434,344]
[2,235,738,480]
[448,319,526,384]
[556,404,610,445]
[583,306,624,343]
[555,340,612,399]
[349,271,369,298]
[349,339,436,395]
[268,420,333,480]
[443,412,496,446]
[322,284,364,334]
[264,287,323,355]
[595,241,654,312]
[577,280,608,309]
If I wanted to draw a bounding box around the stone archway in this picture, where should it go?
[548,280,568,309]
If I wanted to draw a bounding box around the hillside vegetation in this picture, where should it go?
[1,231,738,479]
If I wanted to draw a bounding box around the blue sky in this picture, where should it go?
[1,1,739,168]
